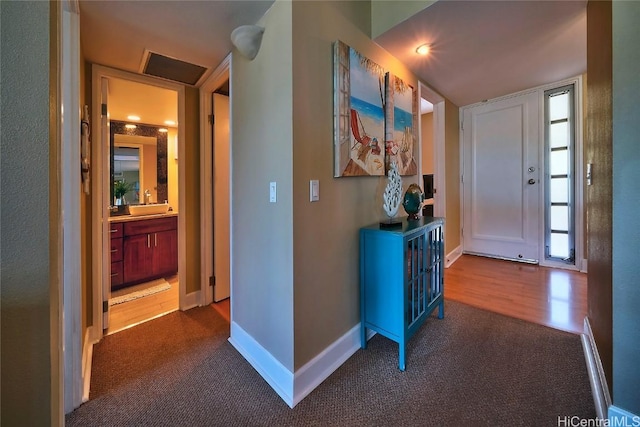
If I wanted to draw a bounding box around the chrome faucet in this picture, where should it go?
[143,189,152,205]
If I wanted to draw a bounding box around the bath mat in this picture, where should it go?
[110,279,171,306]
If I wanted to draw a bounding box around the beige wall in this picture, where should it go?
[231,0,458,371]
[232,0,295,369]
[184,87,201,294]
[421,112,434,174]
[291,1,421,369]
[444,100,461,253]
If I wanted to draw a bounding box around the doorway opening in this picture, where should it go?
[200,56,232,322]
[106,114,180,335]
[90,65,187,343]
[419,83,448,261]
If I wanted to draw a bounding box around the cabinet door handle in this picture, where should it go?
[110,249,118,253]
[110,228,118,233]
[147,234,151,248]
[154,233,157,247]
[110,272,118,277]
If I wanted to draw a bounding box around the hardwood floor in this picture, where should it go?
[105,256,585,336]
[445,255,587,334]
[106,275,179,335]
[211,298,230,322]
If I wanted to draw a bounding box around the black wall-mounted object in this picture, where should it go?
[423,174,434,199]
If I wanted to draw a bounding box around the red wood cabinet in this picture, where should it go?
[110,223,124,288]
[110,216,178,290]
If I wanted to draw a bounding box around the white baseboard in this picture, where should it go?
[609,406,640,425]
[229,320,370,408]
[580,258,588,273]
[292,323,366,407]
[446,245,462,268]
[181,290,201,311]
[581,317,611,419]
[82,327,96,403]
[228,321,295,407]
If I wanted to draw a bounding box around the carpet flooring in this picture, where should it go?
[66,301,595,426]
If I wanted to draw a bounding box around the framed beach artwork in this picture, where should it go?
[333,41,386,177]
[384,73,418,176]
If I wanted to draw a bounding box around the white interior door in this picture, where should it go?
[213,92,231,301]
[462,91,540,262]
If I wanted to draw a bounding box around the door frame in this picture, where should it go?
[90,65,187,344]
[60,0,82,414]
[418,82,446,219]
[199,54,232,306]
[459,75,585,271]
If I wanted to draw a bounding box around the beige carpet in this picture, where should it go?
[109,279,171,306]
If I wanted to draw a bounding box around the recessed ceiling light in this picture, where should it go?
[164,120,176,126]
[158,128,168,133]
[125,124,137,129]
[416,44,431,56]
[127,115,141,121]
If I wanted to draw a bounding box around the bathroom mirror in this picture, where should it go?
[110,120,168,210]
[113,145,141,204]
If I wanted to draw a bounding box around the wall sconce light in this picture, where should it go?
[231,25,265,60]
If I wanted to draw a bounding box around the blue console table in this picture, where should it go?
[360,217,445,371]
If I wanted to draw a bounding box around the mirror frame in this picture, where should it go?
[110,120,168,205]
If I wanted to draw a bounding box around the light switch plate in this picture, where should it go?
[310,180,319,202]
[269,181,277,203]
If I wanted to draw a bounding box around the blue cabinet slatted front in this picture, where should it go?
[360,217,445,371]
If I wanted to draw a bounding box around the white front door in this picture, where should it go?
[462,91,540,262]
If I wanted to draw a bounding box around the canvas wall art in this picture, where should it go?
[334,41,386,177]
[385,73,418,176]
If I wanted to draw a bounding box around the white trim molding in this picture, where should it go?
[182,291,202,311]
[446,245,462,268]
[229,321,295,406]
[90,65,187,331]
[60,2,83,414]
[582,317,611,419]
[229,320,369,408]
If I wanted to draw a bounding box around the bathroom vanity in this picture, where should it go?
[109,213,178,290]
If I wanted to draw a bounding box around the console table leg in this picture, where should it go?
[361,326,367,349]
[438,300,445,319]
[399,343,406,371]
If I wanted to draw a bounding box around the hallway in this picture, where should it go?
[445,255,587,334]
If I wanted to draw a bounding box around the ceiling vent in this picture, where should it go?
[140,50,208,86]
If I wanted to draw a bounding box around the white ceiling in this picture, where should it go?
[375,0,587,107]
[80,0,586,112]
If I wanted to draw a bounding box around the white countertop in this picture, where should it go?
[108,211,179,223]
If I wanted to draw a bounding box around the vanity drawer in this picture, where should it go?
[124,216,177,236]
[110,237,123,262]
[111,261,123,288]
[109,223,123,238]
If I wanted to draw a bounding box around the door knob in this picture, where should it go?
[528,179,536,185]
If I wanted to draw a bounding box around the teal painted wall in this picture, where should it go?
[612,0,640,415]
